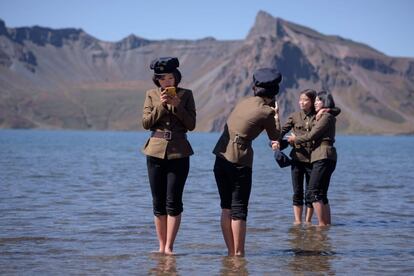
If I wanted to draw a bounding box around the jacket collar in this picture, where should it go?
[300,109,315,120]
[261,96,275,106]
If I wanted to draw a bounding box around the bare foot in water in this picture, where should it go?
[164,247,175,255]
[164,250,175,256]
[150,249,164,256]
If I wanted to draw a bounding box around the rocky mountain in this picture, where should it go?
[1,11,413,134]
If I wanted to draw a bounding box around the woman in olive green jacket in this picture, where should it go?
[287,91,337,226]
[213,68,282,256]
[273,89,340,225]
[142,57,196,255]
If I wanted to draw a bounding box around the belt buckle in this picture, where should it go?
[164,130,172,140]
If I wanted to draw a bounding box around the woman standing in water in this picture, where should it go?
[213,68,282,256]
[287,91,338,226]
[142,57,196,254]
[273,89,340,225]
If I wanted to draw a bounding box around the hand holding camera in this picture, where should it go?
[163,87,176,97]
[161,86,180,107]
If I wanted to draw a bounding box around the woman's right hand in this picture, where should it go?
[271,141,280,151]
[161,91,181,108]
[160,91,169,106]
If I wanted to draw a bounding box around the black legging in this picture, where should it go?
[214,156,252,221]
[147,156,190,216]
[291,160,313,208]
[306,159,336,205]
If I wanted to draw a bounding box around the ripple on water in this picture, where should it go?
[1,131,414,275]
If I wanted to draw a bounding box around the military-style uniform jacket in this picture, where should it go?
[141,87,196,159]
[294,113,337,163]
[213,96,281,168]
[281,110,315,163]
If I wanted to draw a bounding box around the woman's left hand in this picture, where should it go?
[287,132,296,143]
[168,95,181,107]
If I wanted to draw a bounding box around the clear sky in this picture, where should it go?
[1,0,413,57]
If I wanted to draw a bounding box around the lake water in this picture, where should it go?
[1,130,414,275]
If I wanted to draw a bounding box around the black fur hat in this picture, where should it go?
[150,57,179,74]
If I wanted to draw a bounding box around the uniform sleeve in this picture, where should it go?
[172,90,196,131]
[329,107,341,117]
[142,91,169,130]
[279,114,294,142]
[264,112,281,141]
[295,114,332,144]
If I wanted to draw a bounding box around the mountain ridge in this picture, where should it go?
[1,11,413,134]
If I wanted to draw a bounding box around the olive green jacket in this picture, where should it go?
[281,110,315,163]
[213,96,281,168]
[141,87,196,159]
[294,113,337,163]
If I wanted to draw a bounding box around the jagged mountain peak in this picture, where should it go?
[114,34,150,50]
[247,11,325,39]
[247,11,332,41]
[246,11,286,40]
[0,18,7,35]
[246,12,385,59]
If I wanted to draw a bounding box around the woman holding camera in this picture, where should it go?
[142,57,196,255]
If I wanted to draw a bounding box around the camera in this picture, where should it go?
[164,87,176,97]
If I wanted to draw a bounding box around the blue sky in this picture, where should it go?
[1,0,413,57]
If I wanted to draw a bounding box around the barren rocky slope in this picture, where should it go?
[1,11,413,134]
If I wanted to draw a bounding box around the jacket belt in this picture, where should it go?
[232,134,252,146]
[317,140,334,147]
[321,140,333,146]
[151,130,187,141]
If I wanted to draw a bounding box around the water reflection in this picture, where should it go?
[2,131,413,274]
[148,254,177,275]
[220,256,249,275]
[286,225,336,275]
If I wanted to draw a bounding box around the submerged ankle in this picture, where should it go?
[235,251,245,257]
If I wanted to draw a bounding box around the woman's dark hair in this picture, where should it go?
[152,69,182,87]
[300,89,316,111]
[254,86,279,98]
[300,89,316,103]
[317,90,335,108]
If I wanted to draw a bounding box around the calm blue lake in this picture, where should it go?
[1,130,413,275]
